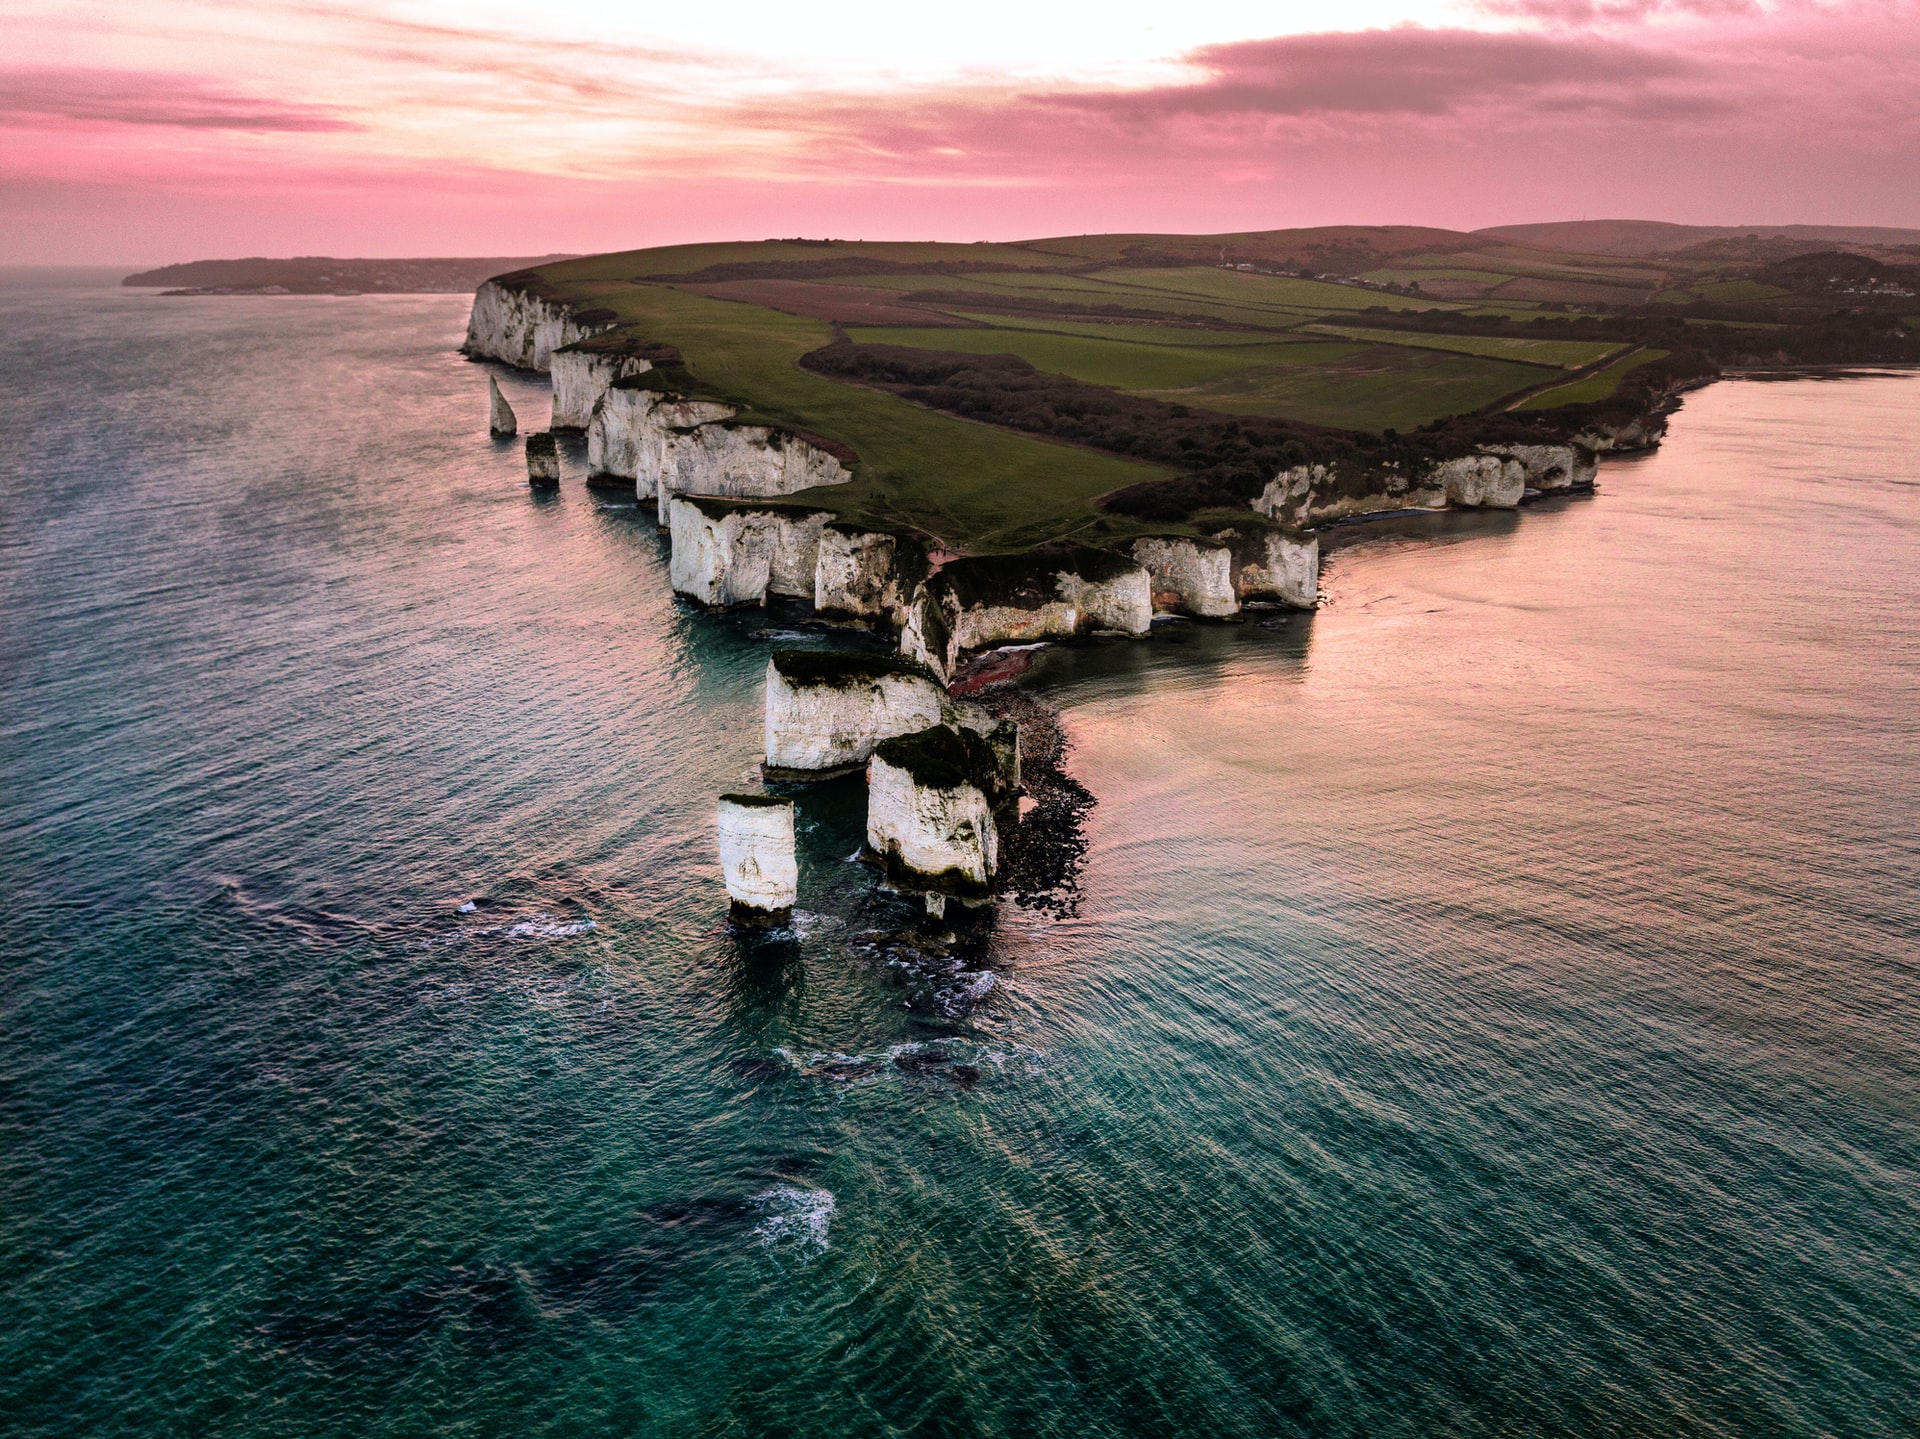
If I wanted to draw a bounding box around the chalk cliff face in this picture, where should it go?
[1130,537,1239,618]
[550,346,651,430]
[814,525,926,627]
[1434,455,1527,509]
[1257,462,1445,526]
[1210,523,1320,608]
[867,725,1001,895]
[655,424,852,527]
[900,548,1152,681]
[1576,413,1666,452]
[668,496,833,608]
[717,794,797,917]
[1479,443,1597,493]
[763,651,949,773]
[586,386,733,491]
[488,375,517,437]
[463,280,604,372]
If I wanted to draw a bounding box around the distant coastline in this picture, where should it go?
[121,255,578,297]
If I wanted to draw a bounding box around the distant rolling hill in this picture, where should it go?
[123,256,578,295]
[1477,220,1920,259]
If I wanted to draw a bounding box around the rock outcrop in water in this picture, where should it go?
[866,724,1008,896]
[464,278,609,372]
[525,432,559,488]
[717,794,797,921]
[901,547,1152,683]
[1130,536,1239,618]
[668,496,834,608]
[488,375,517,437]
[763,650,949,775]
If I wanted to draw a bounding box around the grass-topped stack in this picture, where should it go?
[763,649,949,776]
[866,724,1015,896]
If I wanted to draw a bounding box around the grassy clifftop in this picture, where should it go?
[504,228,1919,549]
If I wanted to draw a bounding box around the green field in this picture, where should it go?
[1516,349,1672,410]
[847,325,1365,392]
[499,227,1899,549]
[1165,348,1554,432]
[1307,325,1625,369]
[535,276,1167,549]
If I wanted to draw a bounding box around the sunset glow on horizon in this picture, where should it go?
[4,0,1917,264]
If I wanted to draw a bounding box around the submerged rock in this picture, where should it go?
[763,649,948,775]
[717,794,797,921]
[488,375,517,437]
[866,725,1004,896]
[525,432,559,487]
[668,496,834,608]
[1130,535,1239,618]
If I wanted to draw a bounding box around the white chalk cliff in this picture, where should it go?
[655,423,852,527]
[1433,455,1527,509]
[814,526,923,626]
[1130,537,1239,618]
[763,651,949,773]
[717,795,797,916]
[1209,524,1320,608]
[668,496,833,608]
[551,345,652,430]
[901,549,1151,682]
[866,726,1001,894]
[464,280,605,372]
[586,386,734,492]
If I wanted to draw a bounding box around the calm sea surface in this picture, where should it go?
[3,274,1916,1438]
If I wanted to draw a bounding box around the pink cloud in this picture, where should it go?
[0,69,355,132]
[2,4,1916,263]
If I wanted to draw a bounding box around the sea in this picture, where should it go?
[2,271,1915,1438]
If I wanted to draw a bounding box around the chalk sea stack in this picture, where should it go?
[763,649,948,776]
[717,794,797,922]
[488,375,516,437]
[866,723,1015,897]
[526,432,559,487]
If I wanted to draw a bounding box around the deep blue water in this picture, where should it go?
[2,274,1916,1437]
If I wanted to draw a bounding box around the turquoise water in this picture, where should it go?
[2,275,1916,1437]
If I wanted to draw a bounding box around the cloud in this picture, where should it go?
[1063,28,1703,120]
[0,69,356,132]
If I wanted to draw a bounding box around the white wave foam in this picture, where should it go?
[750,1185,834,1262]
[457,900,478,914]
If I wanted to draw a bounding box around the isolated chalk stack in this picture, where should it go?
[525,432,559,488]
[488,374,517,436]
[717,794,797,923]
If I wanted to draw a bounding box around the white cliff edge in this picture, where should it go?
[551,345,652,431]
[464,279,607,372]
[668,496,835,608]
[1130,537,1239,618]
[763,651,949,774]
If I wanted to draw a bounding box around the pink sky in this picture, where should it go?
[3,0,1916,264]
